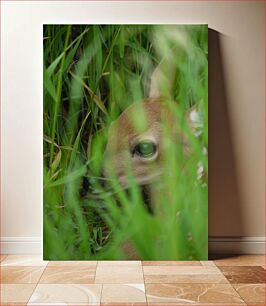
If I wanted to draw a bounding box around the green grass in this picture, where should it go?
[43,25,208,260]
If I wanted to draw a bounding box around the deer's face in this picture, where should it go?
[102,98,186,187]
[88,62,203,191]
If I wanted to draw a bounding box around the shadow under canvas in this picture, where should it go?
[208,29,244,253]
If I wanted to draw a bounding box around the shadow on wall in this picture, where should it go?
[208,29,243,239]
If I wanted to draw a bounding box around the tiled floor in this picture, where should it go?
[0,254,265,305]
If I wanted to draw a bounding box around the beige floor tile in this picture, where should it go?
[143,265,221,275]
[101,284,146,303]
[28,284,102,305]
[101,302,148,306]
[233,284,266,303]
[143,265,228,284]
[144,274,229,284]
[214,255,265,267]
[142,261,201,266]
[200,260,216,266]
[95,264,144,283]
[98,260,141,266]
[147,302,246,306]
[39,266,96,284]
[1,254,48,267]
[219,266,265,284]
[48,260,97,267]
[1,266,45,284]
[145,283,245,304]
[1,284,36,303]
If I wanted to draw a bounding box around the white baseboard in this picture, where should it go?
[0,237,42,254]
[209,236,265,255]
[0,236,265,255]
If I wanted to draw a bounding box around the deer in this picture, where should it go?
[82,61,206,259]
[83,59,205,198]
[101,62,204,194]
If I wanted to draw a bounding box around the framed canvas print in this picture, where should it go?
[43,24,208,260]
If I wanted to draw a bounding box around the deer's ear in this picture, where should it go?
[149,66,167,99]
[186,105,203,134]
[148,58,175,99]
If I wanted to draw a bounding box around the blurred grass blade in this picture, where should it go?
[51,149,61,174]
[45,162,88,188]
[69,110,91,168]
[46,27,90,77]
[46,54,63,77]
[44,134,73,151]
[69,70,107,115]
[49,25,72,167]
[44,67,57,101]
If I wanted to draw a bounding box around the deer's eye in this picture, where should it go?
[134,141,157,158]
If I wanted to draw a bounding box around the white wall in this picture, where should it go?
[1,1,265,254]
